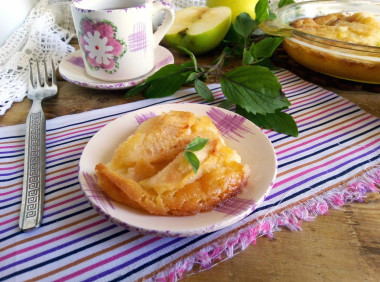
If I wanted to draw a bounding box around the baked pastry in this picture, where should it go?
[95,111,250,216]
[282,12,380,84]
[291,12,380,47]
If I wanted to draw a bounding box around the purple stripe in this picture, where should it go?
[0,149,24,154]
[82,237,185,282]
[45,176,79,190]
[268,104,357,139]
[0,169,23,177]
[0,193,19,203]
[1,175,79,203]
[285,92,336,113]
[277,119,378,162]
[0,224,117,272]
[268,145,380,201]
[277,76,301,85]
[283,84,318,95]
[0,224,18,235]
[0,200,89,234]
[43,200,89,219]
[46,153,82,165]
[46,131,97,146]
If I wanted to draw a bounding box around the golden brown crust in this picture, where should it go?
[95,111,250,216]
[291,12,380,47]
[285,12,380,84]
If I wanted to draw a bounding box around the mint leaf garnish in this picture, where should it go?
[184,151,200,174]
[184,137,209,173]
[185,137,209,151]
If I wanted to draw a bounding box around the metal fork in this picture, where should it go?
[19,59,58,232]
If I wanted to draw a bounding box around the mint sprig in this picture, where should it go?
[184,137,209,173]
[125,0,298,137]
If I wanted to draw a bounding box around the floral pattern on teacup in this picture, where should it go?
[79,18,127,74]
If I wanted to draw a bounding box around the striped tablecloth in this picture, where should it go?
[1,69,379,281]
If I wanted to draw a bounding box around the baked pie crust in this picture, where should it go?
[95,111,250,216]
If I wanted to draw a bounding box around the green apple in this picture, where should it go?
[164,6,231,55]
[207,0,259,22]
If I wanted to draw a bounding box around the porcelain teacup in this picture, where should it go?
[71,0,174,81]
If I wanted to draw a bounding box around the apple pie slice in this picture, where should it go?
[95,111,250,216]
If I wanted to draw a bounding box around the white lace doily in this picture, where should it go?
[0,0,288,116]
[0,0,75,116]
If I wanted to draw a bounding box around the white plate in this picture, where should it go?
[59,45,174,90]
[78,104,277,237]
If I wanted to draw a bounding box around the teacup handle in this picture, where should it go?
[152,0,175,48]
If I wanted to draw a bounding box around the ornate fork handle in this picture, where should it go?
[19,100,46,231]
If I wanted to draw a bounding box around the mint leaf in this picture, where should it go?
[219,99,234,110]
[221,65,290,114]
[194,79,214,102]
[243,48,254,65]
[178,46,199,72]
[125,83,149,97]
[278,0,295,8]
[145,64,187,83]
[181,61,195,68]
[186,72,199,83]
[136,64,191,98]
[253,57,280,70]
[234,12,257,40]
[184,151,200,173]
[184,137,209,173]
[255,0,270,24]
[251,37,284,59]
[185,137,209,151]
[236,106,298,137]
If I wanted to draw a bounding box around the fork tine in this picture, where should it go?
[28,59,34,90]
[51,59,57,86]
[43,60,49,87]
[36,60,42,87]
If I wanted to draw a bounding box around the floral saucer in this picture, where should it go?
[58,46,174,90]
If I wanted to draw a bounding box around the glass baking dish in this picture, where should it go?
[261,0,380,84]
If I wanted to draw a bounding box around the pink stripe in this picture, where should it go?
[45,194,84,211]
[0,144,24,149]
[263,100,350,135]
[296,100,351,124]
[0,219,108,262]
[46,170,78,183]
[274,138,380,188]
[46,147,85,159]
[283,81,313,93]
[0,163,23,171]
[4,167,78,195]
[290,90,330,106]
[0,193,83,226]
[55,237,161,281]
[0,187,22,196]
[46,124,105,141]
[276,115,372,155]
[276,72,294,81]
[0,216,18,226]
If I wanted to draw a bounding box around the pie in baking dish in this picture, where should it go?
[291,12,380,47]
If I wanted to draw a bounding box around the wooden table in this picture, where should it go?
[1,45,379,281]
